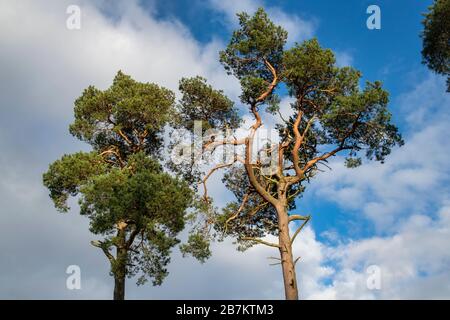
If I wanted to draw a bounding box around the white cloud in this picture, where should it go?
[322,205,450,299]
[0,0,240,124]
[397,73,450,126]
[335,51,354,67]
[308,74,450,230]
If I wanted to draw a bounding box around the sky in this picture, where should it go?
[0,0,449,299]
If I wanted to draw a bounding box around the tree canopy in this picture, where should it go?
[421,0,450,91]
[43,71,205,299]
[172,8,403,299]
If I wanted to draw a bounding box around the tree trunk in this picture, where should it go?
[113,269,126,300]
[113,228,127,300]
[277,205,299,300]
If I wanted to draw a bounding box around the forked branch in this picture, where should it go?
[200,157,243,200]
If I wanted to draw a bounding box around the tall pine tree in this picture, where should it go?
[43,71,206,300]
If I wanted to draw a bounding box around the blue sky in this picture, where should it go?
[0,0,449,299]
[149,0,428,91]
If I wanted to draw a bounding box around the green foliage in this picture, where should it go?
[43,152,107,212]
[180,232,212,263]
[283,38,336,94]
[282,40,404,164]
[168,77,242,186]
[69,70,175,155]
[344,157,362,168]
[43,71,204,290]
[319,81,404,163]
[77,152,192,235]
[177,76,241,132]
[421,0,450,91]
[239,76,270,104]
[133,227,181,286]
[219,8,287,104]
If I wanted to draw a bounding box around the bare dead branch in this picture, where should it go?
[288,214,310,223]
[290,216,311,245]
[91,240,115,264]
[242,236,281,248]
[267,256,281,261]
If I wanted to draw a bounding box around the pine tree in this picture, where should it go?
[43,71,205,300]
[173,8,403,300]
